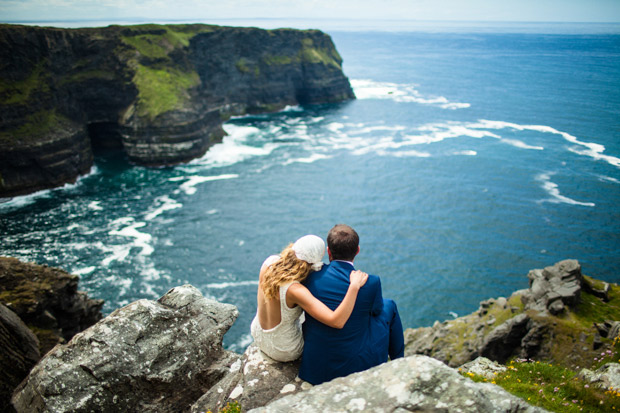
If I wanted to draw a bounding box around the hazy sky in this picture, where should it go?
[1,0,619,23]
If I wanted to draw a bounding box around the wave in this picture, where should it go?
[0,165,100,210]
[351,79,470,110]
[469,120,619,168]
[144,195,183,220]
[282,153,331,165]
[170,174,239,195]
[535,173,595,207]
[205,280,259,289]
[103,217,154,266]
[191,125,278,167]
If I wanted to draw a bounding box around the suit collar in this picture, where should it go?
[329,260,355,270]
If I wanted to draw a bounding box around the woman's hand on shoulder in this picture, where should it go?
[349,270,368,290]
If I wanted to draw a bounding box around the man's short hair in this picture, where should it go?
[327,224,359,261]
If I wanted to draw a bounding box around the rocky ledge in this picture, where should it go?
[0,24,355,197]
[404,259,619,369]
[6,259,619,412]
[0,257,103,413]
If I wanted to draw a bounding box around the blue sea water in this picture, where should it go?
[1,22,619,351]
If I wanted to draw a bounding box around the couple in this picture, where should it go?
[250,224,405,385]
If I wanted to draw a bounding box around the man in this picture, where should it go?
[298,224,405,385]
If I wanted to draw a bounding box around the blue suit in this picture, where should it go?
[298,260,404,385]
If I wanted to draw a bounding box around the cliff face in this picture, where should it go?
[0,24,355,197]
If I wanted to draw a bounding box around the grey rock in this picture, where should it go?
[12,285,239,413]
[251,355,548,413]
[191,343,304,413]
[579,363,620,391]
[460,357,507,380]
[522,259,583,314]
[1,303,40,413]
[480,314,530,363]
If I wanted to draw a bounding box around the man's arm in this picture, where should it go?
[370,275,384,316]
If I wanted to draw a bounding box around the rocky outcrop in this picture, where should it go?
[191,343,306,413]
[251,355,548,412]
[0,303,40,413]
[579,363,620,391]
[0,257,104,354]
[405,260,619,369]
[0,24,355,197]
[12,285,239,413]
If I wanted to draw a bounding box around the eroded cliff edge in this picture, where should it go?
[0,24,355,197]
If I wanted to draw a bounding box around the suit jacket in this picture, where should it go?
[298,260,387,385]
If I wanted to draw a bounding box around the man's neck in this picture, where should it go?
[331,259,355,267]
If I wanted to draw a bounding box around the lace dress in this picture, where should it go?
[250,280,304,362]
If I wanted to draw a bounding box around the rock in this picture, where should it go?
[522,259,583,314]
[480,314,530,363]
[0,257,104,355]
[251,355,548,413]
[405,260,618,369]
[460,357,507,380]
[0,303,40,413]
[579,363,620,391]
[11,285,239,413]
[0,24,355,197]
[191,344,305,413]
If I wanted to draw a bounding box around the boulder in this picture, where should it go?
[12,285,239,413]
[460,357,507,380]
[191,344,306,413]
[521,259,583,314]
[0,303,40,413]
[480,314,530,363]
[579,363,620,391]
[251,355,548,412]
[0,257,104,354]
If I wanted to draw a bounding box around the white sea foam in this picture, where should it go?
[469,120,620,168]
[351,79,470,110]
[498,138,544,151]
[144,195,183,220]
[192,124,278,167]
[599,175,620,184]
[88,201,104,211]
[206,209,218,214]
[0,166,99,209]
[72,266,96,276]
[102,217,154,266]
[170,174,239,195]
[282,153,330,165]
[205,280,259,289]
[228,333,254,353]
[535,173,595,207]
[454,150,478,156]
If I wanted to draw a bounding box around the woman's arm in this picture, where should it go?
[287,270,368,329]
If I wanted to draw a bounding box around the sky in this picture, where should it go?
[1,0,620,24]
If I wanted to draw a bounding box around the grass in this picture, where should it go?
[299,38,342,69]
[132,64,200,120]
[120,24,214,59]
[0,59,49,105]
[0,110,71,144]
[203,401,241,413]
[463,354,620,412]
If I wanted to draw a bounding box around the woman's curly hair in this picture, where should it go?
[261,244,313,300]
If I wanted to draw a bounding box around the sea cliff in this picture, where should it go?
[0,24,355,197]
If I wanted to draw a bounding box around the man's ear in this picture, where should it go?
[327,247,333,261]
[356,246,360,257]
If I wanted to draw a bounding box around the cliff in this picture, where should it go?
[0,24,355,197]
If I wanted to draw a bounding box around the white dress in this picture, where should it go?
[251,256,304,362]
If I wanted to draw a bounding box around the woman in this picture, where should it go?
[251,234,368,362]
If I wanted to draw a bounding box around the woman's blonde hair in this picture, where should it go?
[261,244,313,300]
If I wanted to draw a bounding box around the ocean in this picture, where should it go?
[1,21,619,351]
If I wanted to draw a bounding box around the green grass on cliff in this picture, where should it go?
[118,25,210,120]
[120,24,214,59]
[300,38,342,69]
[0,59,49,105]
[0,110,71,144]
[133,64,200,120]
[464,354,620,413]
